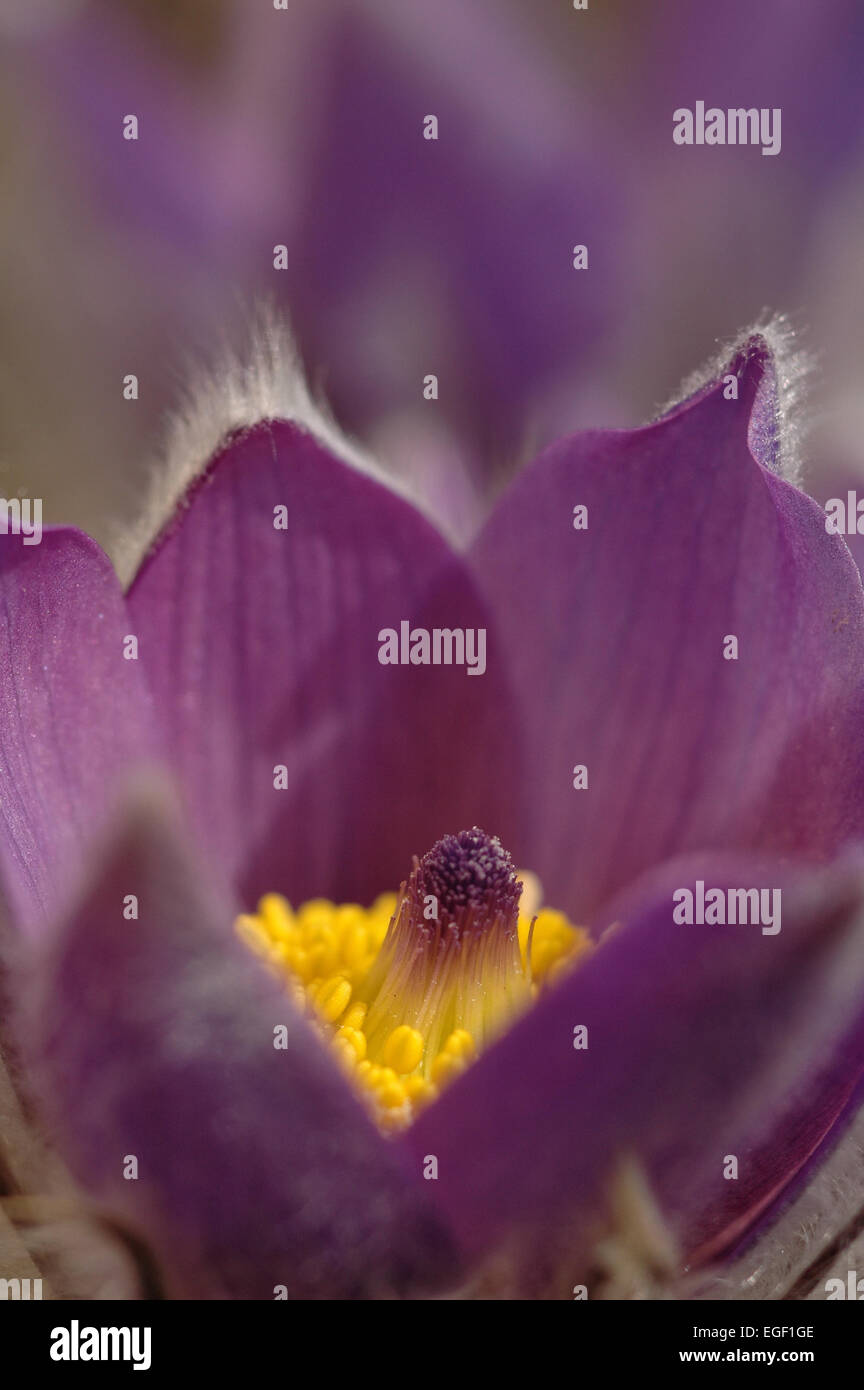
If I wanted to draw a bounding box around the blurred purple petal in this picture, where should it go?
[643,0,864,175]
[292,0,621,468]
[19,0,623,485]
[28,2,321,266]
[402,856,864,1284]
[471,345,864,921]
[0,528,154,932]
[127,421,520,909]
[26,784,456,1299]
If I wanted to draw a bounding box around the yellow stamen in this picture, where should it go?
[235,871,592,1133]
[383,1025,425,1075]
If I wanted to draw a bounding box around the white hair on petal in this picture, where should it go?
[113,306,424,589]
[653,312,815,490]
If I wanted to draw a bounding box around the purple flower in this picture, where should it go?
[16,0,620,520]
[2,322,864,1300]
[13,0,864,516]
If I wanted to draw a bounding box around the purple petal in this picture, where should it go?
[0,528,155,932]
[23,784,455,1299]
[22,1,622,481]
[24,3,312,266]
[127,421,520,909]
[810,464,864,586]
[471,344,864,921]
[401,856,864,1284]
[292,1,620,469]
[643,1,864,176]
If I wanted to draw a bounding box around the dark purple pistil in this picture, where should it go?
[417,827,522,926]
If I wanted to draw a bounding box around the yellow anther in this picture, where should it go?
[343,1002,367,1031]
[376,1079,408,1109]
[235,914,270,955]
[367,1068,405,1112]
[259,893,295,938]
[372,893,398,922]
[314,976,352,1023]
[323,940,346,976]
[517,869,543,920]
[289,947,312,982]
[404,1074,433,1099]
[520,908,593,986]
[307,943,330,976]
[383,1025,425,1075]
[441,1028,475,1060]
[298,899,335,925]
[336,1025,367,1061]
[404,1075,437,1110]
[343,925,371,968]
[333,904,364,934]
[332,1035,358,1071]
[431,1049,468,1088]
[379,1106,411,1133]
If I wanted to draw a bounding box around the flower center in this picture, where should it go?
[235,827,592,1132]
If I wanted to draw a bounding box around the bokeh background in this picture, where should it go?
[1,0,863,552]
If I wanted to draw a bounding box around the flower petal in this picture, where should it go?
[402,857,864,1289]
[127,420,520,909]
[292,0,619,471]
[23,782,456,1299]
[0,528,155,933]
[695,1095,864,1299]
[471,344,864,920]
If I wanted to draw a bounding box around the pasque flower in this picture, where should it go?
[2,321,864,1300]
[13,0,864,527]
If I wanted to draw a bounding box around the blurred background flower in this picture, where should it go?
[1,0,863,547]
